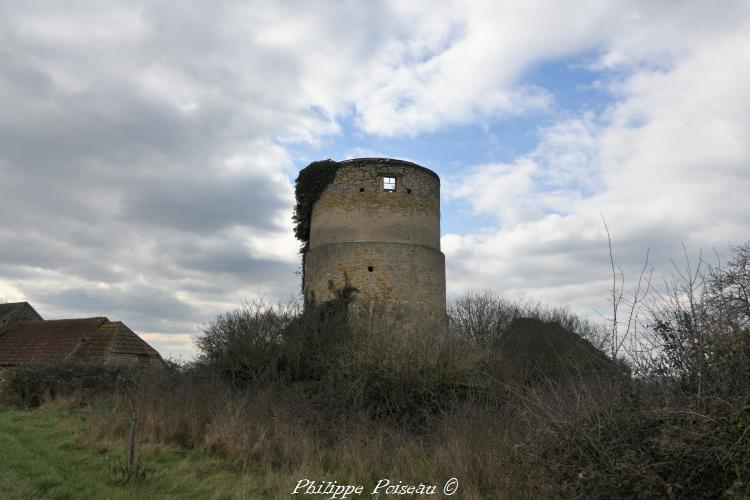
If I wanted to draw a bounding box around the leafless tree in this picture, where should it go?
[601,214,653,361]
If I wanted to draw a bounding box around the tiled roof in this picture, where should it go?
[0,317,106,365]
[0,302,42,321]
[0,317,162,366]
[71,321,160,360]
[0,302,22,317]
[108,322,160,358]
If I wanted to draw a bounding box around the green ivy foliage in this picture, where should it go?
[292,159,340,295]
[292,159,340,252]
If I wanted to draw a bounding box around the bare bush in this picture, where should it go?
[321,302,491,426]
[193,296,494,426]
[449,291,606,349]
[0,361,138,407]
[638,243,750,399]
[194,299,299,385]
[519,376,735,499]
[708,242,750,331]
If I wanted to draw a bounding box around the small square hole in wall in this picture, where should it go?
[383,176,396,192]
[406,188,412,194]
[359,187,365,192]
[367,266,374,272]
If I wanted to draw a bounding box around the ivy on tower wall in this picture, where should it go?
[292,159,341,293]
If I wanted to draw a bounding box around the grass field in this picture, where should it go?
[0,405,266,499]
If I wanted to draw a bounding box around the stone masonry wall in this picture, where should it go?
[304,241,446,319]
[304,158,446,325]
[308,159,441,250]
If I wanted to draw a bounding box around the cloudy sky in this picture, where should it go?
[1,1,748,359]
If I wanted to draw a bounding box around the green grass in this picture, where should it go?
[0,405,266,499]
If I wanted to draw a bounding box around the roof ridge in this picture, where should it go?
[24,316,109,322]
[0,302,22,313]
[65,318,109,359]
[105,320,120,359]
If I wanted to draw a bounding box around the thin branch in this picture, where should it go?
[601,213,620,359]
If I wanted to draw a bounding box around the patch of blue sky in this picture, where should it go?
[523,50,614,118]
[441,198,499,236]
[291,51,617,236]
[291,115,539,235]
[292,107,545,173]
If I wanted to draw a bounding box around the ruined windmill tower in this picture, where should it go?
[297,158,447,326]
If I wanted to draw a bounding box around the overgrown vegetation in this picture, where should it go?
[0,362,138,407]
[195,296,482,426]
[0,406,260,498]
[291,158,340,293]
[2,242,749,498]
[292,159,340,247]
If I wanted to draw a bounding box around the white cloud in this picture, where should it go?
[445,10,750,317]
[446,159,538,221]
[351,1,622,135]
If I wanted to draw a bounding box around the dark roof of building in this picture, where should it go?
[0,317,162,366]
[0,302,42,321]
[0,302,20,317]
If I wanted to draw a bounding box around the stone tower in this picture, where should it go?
[303,158,447,324]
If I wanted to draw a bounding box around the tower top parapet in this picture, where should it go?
[339,158,441,182]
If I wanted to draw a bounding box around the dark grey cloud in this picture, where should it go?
[121,175,288,234]
[35,286,196,324]
[0,1,327,359]
[171,246,297,279]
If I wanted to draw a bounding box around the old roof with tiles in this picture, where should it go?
[0,302,43,325]
[0,317,162,366]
